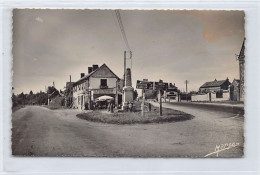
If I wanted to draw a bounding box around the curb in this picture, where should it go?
[165,102,244,114]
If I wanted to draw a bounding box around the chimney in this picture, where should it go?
[81,73,85,78]
[88,67,93,74]
[70,75,71,82]
[92,64,99,71]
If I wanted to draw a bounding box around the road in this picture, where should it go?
[12,104,244,157]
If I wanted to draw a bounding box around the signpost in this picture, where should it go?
[136,79,168,116]
[158,80,165,116]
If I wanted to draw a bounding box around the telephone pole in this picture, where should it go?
[185,80,189,101]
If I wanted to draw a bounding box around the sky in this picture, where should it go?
[12,9,245,94]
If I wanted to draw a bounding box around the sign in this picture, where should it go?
[92,88,115,94]
[155,81,168,90]
[136,80,168,90]
[136,80,148,89]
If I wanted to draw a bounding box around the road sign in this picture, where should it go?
[136,80,148,89]
[155,82,168,90]
[136,80,168,90]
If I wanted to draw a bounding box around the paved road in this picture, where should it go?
[12,105,244,157]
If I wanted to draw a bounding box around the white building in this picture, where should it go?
[72,64,121,109]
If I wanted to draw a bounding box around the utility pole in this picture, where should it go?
[124,51,126,86]
[185,80,189,102]
[142,88,145,116]
[158,80,164,116]
[159,90,162,116]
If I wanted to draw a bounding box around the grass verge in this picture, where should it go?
[76,104,194,125]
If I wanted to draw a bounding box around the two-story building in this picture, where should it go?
[72,64,121,109]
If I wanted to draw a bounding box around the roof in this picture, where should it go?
[238,38,245,59]
[200,79,229,88]
[74,64,120,85]
[66,82,74,88]
[49,90,62,99]
[232,79,240,85]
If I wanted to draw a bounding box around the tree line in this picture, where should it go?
[12,86,58,107]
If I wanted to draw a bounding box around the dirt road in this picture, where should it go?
[12,105,243,157]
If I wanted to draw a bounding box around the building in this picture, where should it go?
[72,64,121,109]
[229,79,240,101]
[48,90,63,105]
[165,83,180,102]
[199,78,231,93]
[192,78,231,102]
[237,38,245,101]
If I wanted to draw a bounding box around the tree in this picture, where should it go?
[29,90,33,95]
[18,92,25,99]
[12,93,18,107]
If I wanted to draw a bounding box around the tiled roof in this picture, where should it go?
[200,79,227,88]
[49,90,62,99]
[66,82,74,87]
[232,79,240,85]
[74,64,120,85]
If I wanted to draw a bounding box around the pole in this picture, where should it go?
[124,51,126,86]
[186,80,188,102]
[142,88,145,116]
[159,90,162,116]
[115,80,118,107]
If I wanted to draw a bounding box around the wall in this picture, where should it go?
[199,87,221,92]
[72,80,89,109]
[89,77,117,89]
[72,77,118,109]
[191,93,210,102]
[211,92,230,102]
[191,92,230,102]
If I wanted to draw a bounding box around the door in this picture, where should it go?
[81,95,84,109]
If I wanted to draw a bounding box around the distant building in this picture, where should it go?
[165,83,180,102]
[192,78,231,102]
[72,64,121,109]
[48,90,63,105]
[199,78,231,93]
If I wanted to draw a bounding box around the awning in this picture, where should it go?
[95,95,114,101]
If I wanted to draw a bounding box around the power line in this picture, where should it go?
[115,10,131,51]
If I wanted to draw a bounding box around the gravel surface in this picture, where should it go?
[12,105,244,157]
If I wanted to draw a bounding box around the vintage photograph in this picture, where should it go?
[12,9,245,157]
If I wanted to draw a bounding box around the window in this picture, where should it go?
[100,79,108,89]
[216,91,223,98]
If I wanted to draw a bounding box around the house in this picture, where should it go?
[230,79,240,101]
[199,78,231,93]
[72,64,121,109]
[48,90,63,105]
[192,78,231,102]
